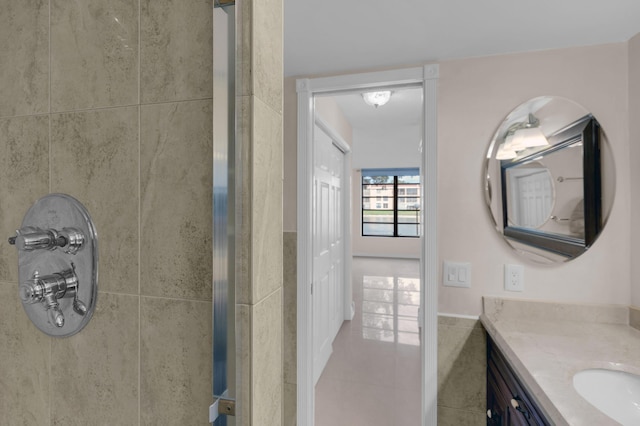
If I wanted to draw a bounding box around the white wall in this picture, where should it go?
[438,43,630,315]
[351,125,421,169]
[285,40,635,316]
[315,96,354,148]
[630,34,640,308]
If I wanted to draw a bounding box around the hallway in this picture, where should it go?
[315,257,422,426]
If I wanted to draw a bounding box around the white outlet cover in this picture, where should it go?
[504,264,524,292]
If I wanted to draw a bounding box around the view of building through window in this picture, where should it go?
[362,168,421,237]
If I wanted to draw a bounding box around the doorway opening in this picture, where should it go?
[296,66,439,425]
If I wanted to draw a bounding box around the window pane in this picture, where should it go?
[398,210,420,223]
[406,188,419,195]
[398,175,419,184]
[398,223,420,237]
[362,175,393,184]
[398,197,420,210]
[363,223,394,236]
[363,210,394,223]
[363,184,393,197]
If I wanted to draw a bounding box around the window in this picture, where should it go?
[362,168,421,237]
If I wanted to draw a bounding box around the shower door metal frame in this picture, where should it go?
[211,3,236,425]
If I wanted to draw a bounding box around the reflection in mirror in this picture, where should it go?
[484,97,615,263]
[504,161,555,229]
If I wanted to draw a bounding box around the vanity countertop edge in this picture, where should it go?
[480,296,640,426]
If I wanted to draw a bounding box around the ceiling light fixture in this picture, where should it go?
[362,91,392,108]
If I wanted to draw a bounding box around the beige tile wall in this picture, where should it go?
[235,0,284,425]
[0,0,214,424]
[282,232,297,426]
[438,316,486,425]
[631,306,640,331]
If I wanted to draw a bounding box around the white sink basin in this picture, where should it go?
[573,368,640,425]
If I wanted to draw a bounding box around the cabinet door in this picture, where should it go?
[487,337,551,426]
[487,367,506,425]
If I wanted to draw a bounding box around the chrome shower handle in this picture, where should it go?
[9,226,85,255]
[19,265,87,328]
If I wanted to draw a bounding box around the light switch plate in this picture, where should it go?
[443,261,471,288]
[504,264,524,292]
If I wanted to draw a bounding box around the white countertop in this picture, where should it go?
[480,297,640,426]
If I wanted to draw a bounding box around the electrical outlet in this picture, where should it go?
[504,264,524,292]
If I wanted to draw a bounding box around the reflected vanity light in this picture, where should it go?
[513,126,548,148]
[498,114,549,159]
[496,147,517,160]
[362,91,392,108]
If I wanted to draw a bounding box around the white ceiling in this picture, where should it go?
[284,0,640,77]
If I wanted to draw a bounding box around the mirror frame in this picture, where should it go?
[500,114,602,259]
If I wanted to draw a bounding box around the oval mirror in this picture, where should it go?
[484,96,615,263]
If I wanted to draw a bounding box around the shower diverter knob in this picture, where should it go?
[19,266,86,328]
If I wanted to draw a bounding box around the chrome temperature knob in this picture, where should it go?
[18,266,86,328]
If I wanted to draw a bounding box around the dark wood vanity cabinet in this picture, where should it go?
[487,337,551,426]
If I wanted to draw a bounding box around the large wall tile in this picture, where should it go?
[0,283,50,425]
[140,0,212,103]
[236,303,252,426]
[236,96,252,304]
[0,0,48,117]
[0,115,49,282]
[51,292,139,426]
[283,231,297,385]
[251,289,282,425]
[252,0,283,113]
[237,0,251,97]
[140,100,212,299]
[236,0,283,114]
[631,306,640,330]
[437,317,486,413]
[140,297,212,426]
[51,0,138,111]
[235,96,283,304]
[438,406,485,426]
[51,107,139,294]
[283,382,296,426]
[251,97,283,302]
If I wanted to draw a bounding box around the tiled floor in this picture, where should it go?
[315,257,422,426]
